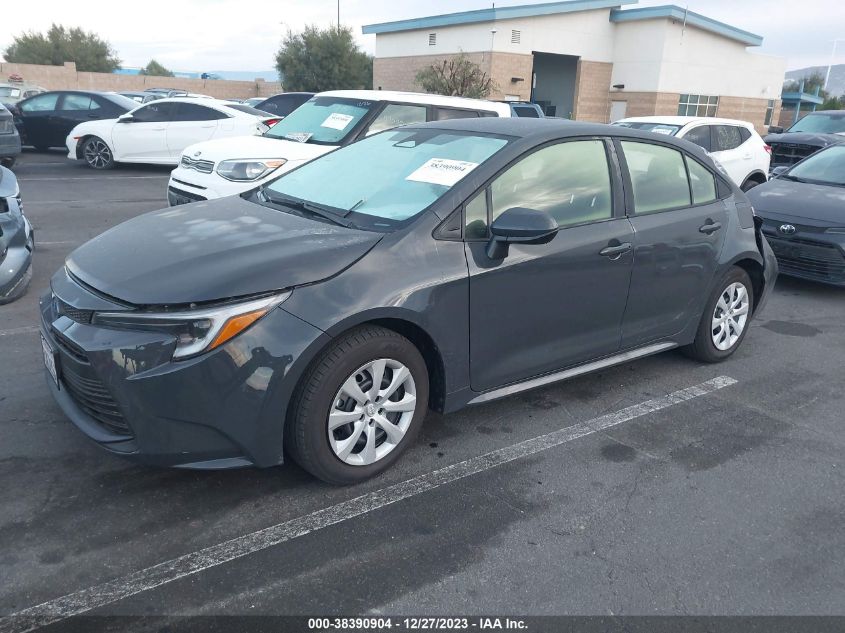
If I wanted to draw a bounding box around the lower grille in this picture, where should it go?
[51,327,88,363]
[766,235,845,282]
[769,143,819,167]
[168,186,207,206]
[61,364,133,437]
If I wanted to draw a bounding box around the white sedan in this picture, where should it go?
[66,98,280,169]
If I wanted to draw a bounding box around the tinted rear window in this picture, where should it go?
[512,105,540,118]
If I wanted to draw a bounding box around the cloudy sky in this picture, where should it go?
[2,0,843,73]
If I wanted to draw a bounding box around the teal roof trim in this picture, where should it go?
[362,0,636,35]
[609,5,763,46]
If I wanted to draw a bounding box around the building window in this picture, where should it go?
[428,33,437,46]
[678,94,718,117]
[764,99,775,126]
[511,30,521,44]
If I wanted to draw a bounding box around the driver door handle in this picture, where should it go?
[699,221,722,235]
[599,242,632,259]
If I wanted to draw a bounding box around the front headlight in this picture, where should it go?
[92,292,290,359]
[216,159,287,182]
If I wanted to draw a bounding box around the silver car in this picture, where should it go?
[0,102,21,167]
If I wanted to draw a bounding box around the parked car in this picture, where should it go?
[747,142,845,286]
[614,116,770,190]
[0,81,46,106]
[41,118,776,483]
[765,110,845,171]
[0,102,21,167]
[66,98,279,169]
[242,97,266,108]
[144,88,188,98]
[167,90,511,205]
[1,166,33,303]
[253,92,314,117]
[496,101,545,118]
[12,91,138,150]
[119,91,164,104]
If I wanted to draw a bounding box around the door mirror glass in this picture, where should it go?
[487,207,558,259]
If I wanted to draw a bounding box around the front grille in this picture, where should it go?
[180,155,214,174]
[51,327,88,363]
[61,365,133,437]
[769,143,819,167]
[56,298,93,324]
[766,235,845,282]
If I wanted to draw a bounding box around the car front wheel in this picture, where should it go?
[286,326,429,484]
[82,136,115,170]
[685,267,753,362]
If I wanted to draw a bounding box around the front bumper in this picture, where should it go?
[759,219,845,287]
[40,269,331,468]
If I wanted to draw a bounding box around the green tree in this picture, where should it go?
[139,59,174,77]
[415,53,495,99]
[4,24,121,73]
[275,25,372,92]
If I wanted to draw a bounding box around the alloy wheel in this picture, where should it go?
[328,358,417,466]
[711,282,750,351]
[84,140,112,169]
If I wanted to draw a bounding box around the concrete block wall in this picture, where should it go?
[572,60,613,122]
[1,62,282,99]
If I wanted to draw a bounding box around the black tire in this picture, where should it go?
[684,266,754,363]
[741,178,761,192]
[286,325,429,485]
[82,136,115,170]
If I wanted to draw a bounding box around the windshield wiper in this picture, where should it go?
[779,174,807,183]
[259,190,356,228]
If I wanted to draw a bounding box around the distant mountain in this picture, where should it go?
[785,64,845,98]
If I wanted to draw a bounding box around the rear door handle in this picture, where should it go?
[699,221,722,234]
[599,242,632,259]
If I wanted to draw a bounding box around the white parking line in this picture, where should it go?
[0,326,39,337]
[17,176,169,182]
[0,375,736,633]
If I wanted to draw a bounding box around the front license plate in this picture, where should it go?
[41,334,60,389]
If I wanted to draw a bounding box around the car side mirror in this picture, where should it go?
[767,125,784,134]
[771,165,789,178]
[486,207,559,259]
[117,113,134,123]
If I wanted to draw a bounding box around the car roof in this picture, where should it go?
[133,97,266,116]
[616,115,755,128]
[316,90,512,116]
[261,92,315,99]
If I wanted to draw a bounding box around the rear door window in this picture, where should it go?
[620,141,692,214]
[683,126,711,152]
[686,157,717,205]
[713,125,743,152]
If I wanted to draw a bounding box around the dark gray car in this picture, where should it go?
[1,166,33,303]
[765,110,845,171]
[0,102,21,167]
[40,118,777,483]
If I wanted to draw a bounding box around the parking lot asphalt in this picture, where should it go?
[1,150,843,626]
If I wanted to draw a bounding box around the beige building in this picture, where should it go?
[363,1,786,134]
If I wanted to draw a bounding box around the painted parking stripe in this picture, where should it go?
[0,326,39,337]
[0,376,737,633]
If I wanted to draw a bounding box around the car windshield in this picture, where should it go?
[263,96,378,145]
[787,113,845,134]
[262,128,510,230]
[787,144,845,186]
[613,121,682,136]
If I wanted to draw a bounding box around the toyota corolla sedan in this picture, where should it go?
[40,119,777,484]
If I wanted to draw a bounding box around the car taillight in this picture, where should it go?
[263,118,281,127]
[764,144,772,154]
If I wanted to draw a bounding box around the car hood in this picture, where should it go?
[182,135,336,163]
[66,195,382,306]
[763,131,843,147]
[747,178,845,226]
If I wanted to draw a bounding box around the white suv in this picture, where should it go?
[613,116,771,191]
[167,90,512,205]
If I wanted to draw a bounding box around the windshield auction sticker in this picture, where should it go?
[285,132,313,143]
[406,158,480,187]
[321,112,354,130]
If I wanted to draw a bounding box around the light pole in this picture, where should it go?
[824,38,844,92]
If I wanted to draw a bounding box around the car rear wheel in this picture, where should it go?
[684,267,753,362]
[82,136,115,170]
[286,325,429,484]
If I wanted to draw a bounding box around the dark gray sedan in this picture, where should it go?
[748,143,845,286]
[1,166,33,303]
[40,118,777,483]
